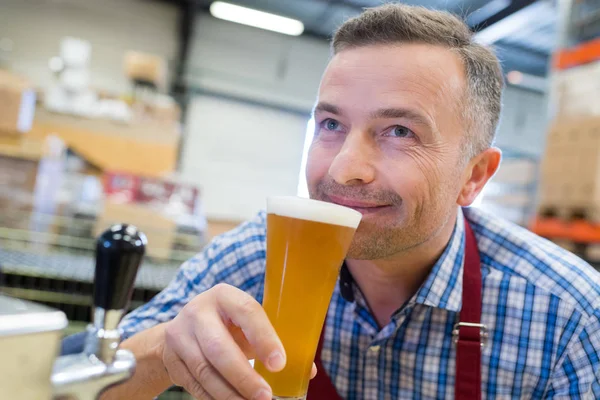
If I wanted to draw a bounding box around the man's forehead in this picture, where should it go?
[320,43,465,97]
[318,44,466,118]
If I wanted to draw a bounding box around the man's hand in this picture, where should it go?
[100,283,317,399]
[162,283,315,399]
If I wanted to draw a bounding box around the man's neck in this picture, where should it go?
[346,209,459,329]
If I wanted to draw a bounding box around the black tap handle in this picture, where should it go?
[94,224,147,310]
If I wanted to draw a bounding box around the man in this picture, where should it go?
[100,4,600,399]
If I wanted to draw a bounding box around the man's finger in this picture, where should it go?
[311,363,317,379]
[214,284,286,372]
[178,343,248,400]
[163,348,213,399]
[170,359,215,400]
[195,310,273,400]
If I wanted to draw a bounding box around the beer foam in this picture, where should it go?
[267,196,362,228]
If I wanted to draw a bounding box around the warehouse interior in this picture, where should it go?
[0,0,598,398]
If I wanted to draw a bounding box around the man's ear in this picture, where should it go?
[457,147,502,207]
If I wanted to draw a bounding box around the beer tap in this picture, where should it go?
[51,224,147,400]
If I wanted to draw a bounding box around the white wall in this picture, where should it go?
[186,13,332,113]
[181,14,329,220]
[0,0,178,94]
[495,85,548,156]
[181,95,309,221]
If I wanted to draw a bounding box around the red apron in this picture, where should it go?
[307,220,485,399]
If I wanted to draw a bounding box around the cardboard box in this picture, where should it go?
[206,219,242,239]
[97,172,202,259]
[538,117,600,215]
[0,154,38,194]
[554,60,600,117]
[151,101,181,124]
[0,154,39,228]
[130,97,181,126]
[0,70,36,134]
[95,201,176,260]
[29,107,180,177]
[124,51,167,90]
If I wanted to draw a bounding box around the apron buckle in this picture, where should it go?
[452,322,488,348]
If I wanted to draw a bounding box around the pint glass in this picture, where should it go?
[254,196,362,399]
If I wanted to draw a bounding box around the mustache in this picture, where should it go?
[315,179,402,205]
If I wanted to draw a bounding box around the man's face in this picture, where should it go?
[307,44,470,260]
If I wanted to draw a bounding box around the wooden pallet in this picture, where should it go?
[530,207,600,262]
[537,205,600,224]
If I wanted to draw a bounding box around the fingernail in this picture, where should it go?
[253,388,272,400]
[267,351,285,371]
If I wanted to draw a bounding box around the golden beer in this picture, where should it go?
[255,196,361,399]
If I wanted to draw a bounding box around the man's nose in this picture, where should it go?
[328,131,376,186]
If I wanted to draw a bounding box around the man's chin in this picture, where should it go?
[345,221,415,260]
[346,242,386,260]
[345,230,390,260]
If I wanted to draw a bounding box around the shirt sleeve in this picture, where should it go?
[118,212,267,340]
[544,308,600,399]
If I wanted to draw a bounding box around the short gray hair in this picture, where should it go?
[332,4,504,157]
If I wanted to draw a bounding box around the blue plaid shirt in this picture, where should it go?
[120,207,600,399]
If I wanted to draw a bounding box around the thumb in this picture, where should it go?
[310,363,318,379]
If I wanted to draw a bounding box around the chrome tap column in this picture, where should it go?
[51,224,146,400]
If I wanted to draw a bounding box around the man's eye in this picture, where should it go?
[322,118,341,131]
[387,125,415,138]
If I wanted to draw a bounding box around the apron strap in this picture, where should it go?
[307,327,343,399]
[308,218,484,400]
[454,219,485,400]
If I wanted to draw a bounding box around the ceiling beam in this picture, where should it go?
[493,42,549,76]
[495,39,551,59]
[471,0,557,49]
[171,0,201,170]
[470,0,538,32]
[314,0,362,27]
[316,0,365,13]
[172,0,197,94]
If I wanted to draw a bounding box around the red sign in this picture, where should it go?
[104,172,199,216]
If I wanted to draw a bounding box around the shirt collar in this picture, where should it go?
[339,207,466,313]
[413,208,465,312]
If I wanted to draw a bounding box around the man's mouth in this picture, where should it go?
[326,194,392,215]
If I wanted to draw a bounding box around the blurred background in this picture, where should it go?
[0,0,598,397]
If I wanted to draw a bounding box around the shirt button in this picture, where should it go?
[370,345,380,353]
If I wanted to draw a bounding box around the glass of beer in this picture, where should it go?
[254,196,361,399]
